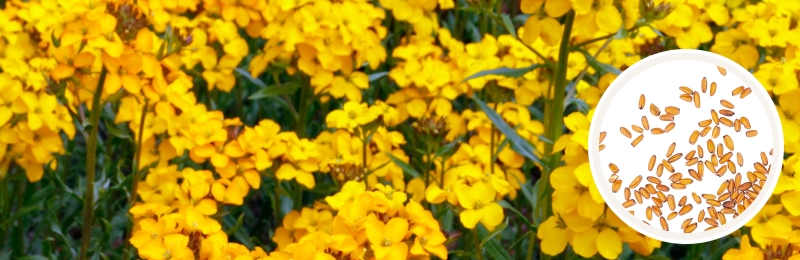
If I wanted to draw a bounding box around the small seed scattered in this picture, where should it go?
[650,104,661,116]
[684,223,697,233]
[680,86,693,94]
[692,192,701,204]
[668,195,676,211]
[609,174,619,183]
[648,156,657,171]
[734,119,741,132]
[689,130,700,144]
[623,199,636,208]
[620,127,632,139]
[659,114,675,121]
[612,180,622,192]
[712,126,721,139]
[665,106,681,115]
[680,94,693,102]
[609,163,620,173]
[660,217,668,231]
[685,150,696,160]
[761,152,768,166]
[700,126,711,137]
[732,86,745,95]
[642,116,650,130]
[720,100,734,109]
[668,212,678,220]
[599,144,606,151]
[711,110,720,125]
[719,109,735,117]
[639,94,646,110]
[740,88,752,98]
[667,142,676,157]
[746,130,758,137]
[717,182,728,195]
[647,176,661,184]
[632,125,644,133]
[723,135,734,150]
[720,117,734,127]
[754,163,768,175]
[701,77,708,93]
[740,117,751,129]
[682,218,692,229]
[646,207,653,220]
[652,128,665,134]
[718,66,727,76]
[665,122,676,132]
[693,91,701,108]
[705,217,718,227]
[699,119,712,127]
[710,82,717,96]
[632,134,644,147]
[630,175,643,189]
[679,204,693,215]
[600,131,607,143]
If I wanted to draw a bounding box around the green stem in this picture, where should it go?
[490,101,498,174]
[473,228,484,260]
[530,11,575,260]
[122,99,149,260]
[295,77,311,139]
[80,67,108,260]
[526,231,536,260]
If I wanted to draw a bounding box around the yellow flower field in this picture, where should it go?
[0,0,798,259]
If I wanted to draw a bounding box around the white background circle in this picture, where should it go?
[588,50,784,244]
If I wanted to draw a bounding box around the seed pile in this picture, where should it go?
[601,65,773,233]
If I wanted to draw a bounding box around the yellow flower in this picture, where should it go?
[201,53,241,92]
[723,235,764,260]
[455,181,504,230]
[325,101,379,131]
[571,0,623,35]
[537,215,569,256]
[276,163,316,189]
[366,218,409,260]
[139,233,195,260]
[19,92,58,131]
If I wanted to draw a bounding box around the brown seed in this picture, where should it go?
[632,134,644,147]
[640,188,651,199]
[665,106,681,115]
[612,180,622,192]
[716,165,728,177]
[720,100,734,109]
[667,142,676,157]
[710,81,718,96]
[672,183,686,189]
[660,217,668,231]
[717,182,728,195]
[625,188,631,200]
[600,144,606,151]
[609,163,620,173]
[732,86,745,95]
[700,126,711,137]
[697,162,705,177]
[739,182,752,191]
[646,207,653,220]
[623,199,636,208]
[736,152,744,167]
[723,201,735,209]
[719,193,731,202]
[609,174,620,183]
[705,161,716,173]
[719,152,732,164]
[761,152,768,166]
[684,223,697,233]
[707,199,721,206]
[709,207,718,220]
[717,143,724,157]
[702,194,716,200]
[701,77,708,93]
[663,159,675,173]
[657,164,664,177]
[647,176,661,184]
[698,145,705,158]
[754,171,767,181]
[711,110,720,125]
[721,208,736,215]
[679,204,693,215]
[712,126,721,139]
[740,88,752,98]
[651,128,665,134]
[705,217,718,227]
[728,161,737,174]
[680,178,694,185]
[689,169,702,181]
[699,119,712,127]
[698,210,706,222]
[620,127,632,139]
[680,86,693,94]
[668,195,676,211]
[665,122,676,132]
[648,155,657,171]
[654,205,663,217]
[657,191,667,202]
[639,94,646,110]
[653,198,664,209]
[747,172,757,183]
[746,130,758,137]
[682,218,692,229]
[753,183,762,193]
[635,190,643,204]
[685,150,696,160]
[720,117,733,127]
[740,117,751,129]
[659,114,674,121]
[719,109,735,117]
[632,124,643,133]
[694,91,701,108]
[754,162,768,175]
[718,66,727,76]
[641,116,650,130]
[630,175,643,189]
[689,130,700,144]
[650,103,661,116]
[600,131,607,143]
[668,212,678,220]
[647,184,657,194]
[679,196,688,207]
[693,193,702,204]
[734,119,741,132]
[686,158,699,166]
[680,94,693,102]
[669,173,683,183]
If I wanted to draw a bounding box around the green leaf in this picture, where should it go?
[234,67,266,88]
[497,200,535,230]
[309,182,339,195]
[501,14,517,38]
[0,205,42,229]
[246,81,301,100]
[17,256,49,260]
[471,95,543,167]
[478,225,513,260]
[480,219,508,247]
[226,213,245,235]
[576,49,622,75]
[51,32,61,48]
[462,64,543,83]
[368,71,388,82]
[385,152,422,179]
[434,139,460,159]
[106,123,132,140]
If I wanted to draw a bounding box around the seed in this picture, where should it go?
[720,100,734,109]
[663,159,674,173]
[665,106,681,115]
[717,182,728,195]
[665,122,676,132]
[680,94,693,102]
[699,126,711,137]
[679,196,688,207]
[739,182,752,191]
[609,163,620,173]
[680,178,694,185]
[717,143,724,157]
[609,174,619,183]
[705,161,716,173]
[721,208,736,215]
[709,207,718,220]
[668,195,676,211]
[737,152,743,166]
[705,217,718,227]
[669,173,682,183]
[680,86,693,94]
[707,199,721,206]
[685,150,696,160]
[746,130,758,137]
[600,144,606,151]
[647,184,656,194]
[754,183,762,193]
[734,119,741,132]
[699,119,712,127]
[600,131,607,143]
[702,194,716,200]
[761,152,768,166]
[623,199,636,208]
[740,88,752,98]
[693,91,701,108]
[679,204,693,215]
[698,162,705,177]
[646,207,653,220]
[640,188,651,199]
[632,134,644,147]
[666,142,676,157]
[740,117,751,129]
[642,116,650,130]
[620,127,632,139]
[718,66,727,76]
[635,190,643,204]
[657,191,667,202]
[693,193,701,204]
[735,174,741,187]
[728,161,736,174]
[689,169,702,181]
[712,126,721,139]
[647,176,661,185]
[710,82,717,96]
[754,171,767,181]
[689,130,699,144]
[728,179,736,193]
[732,86,745,95]
[716,165,728,177]
[747,172,756,183]
[632,124,643,133]
[681,218,692,229]
[686,158,699,166]
[652,128,665,134]
[650,104,661,116]
[701,77,708,93]
[630,175,643,189]
[612,180,622,192]
[720,152,732,164]
[771,148,773,155]
[697,145,705,158]
[647,156,657,171]
[711,110,720,125]
[668,212,678,220]
[660,217,668,231]
[657,164,664,177]
[719,192,731,202]
[672,183,686,189]
[719,109,735,117]
[681,223,697,233]
[629,211,634,215]
[698,210,705,222]
[639,94,646,110]
[659,114,674,121]
[754,162,768,175]
[720,118,733,127]
[625,188,631,200]
[723,201,735,209]
[654,205,663,217]
[707,140,715,153]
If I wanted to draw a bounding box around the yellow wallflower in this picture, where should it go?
[366,217,410,260]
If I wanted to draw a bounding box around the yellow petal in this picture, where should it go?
[522,16,542,45]
[480,202,505,230]
[544,0,571,18]
[520,0,544,14]
[571,228,598,258]
[597,227,622,259]
[51,64,75,80]
[459,209,482,229]
[596,5,622,33]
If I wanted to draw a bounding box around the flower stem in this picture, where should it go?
[80,67,108,260]
[295,76,310,139]
[122,99,149,260]
[473,228,484,260]
[531,10,575,260]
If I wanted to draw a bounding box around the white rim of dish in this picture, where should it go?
[588,49,785,244]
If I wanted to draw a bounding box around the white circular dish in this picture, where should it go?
[588,49,784,244]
